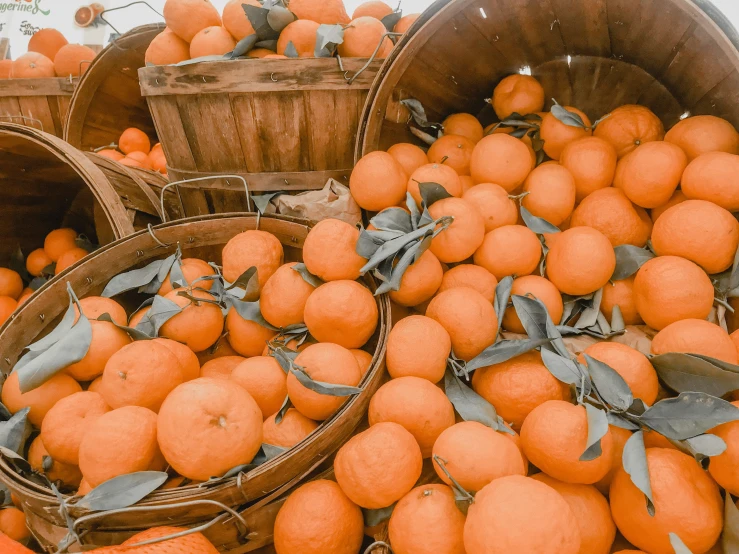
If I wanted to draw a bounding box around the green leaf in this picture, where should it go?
[607,412,640,430]
[669,533,694,554]
[360,223,437,274]
[289,365,363,396]
[255,39,278,50]
[291,263,323,288]
[574,288,602,330]
[541,349,584,387]
[75,471,168,510]
[419,182,452,208]
[622,430,655,516]
[580,404,608,461]
[611,245,655,281]
[225,34,258,59]
[266,5,296,33]
[511,294,549,341]
[369,208,413,233]
[550,100,587,128]
[465,338,553,372]
[380,11,402,32]
[683,433,727,459]
[275,395,291,424]
[225,266,260,301]
[639,392,739,441]
[0,408,30,454]
[22,292,75,354]
[135,295,183,337]
[97,313,152,341]
[101,255,175,297]
[251,192,283,214]
[315,24,344,57]
[583,353,633,412]
[723,493,739,554]
[493,276,513,335]
[284,41,299,58]
[356,228,383,259]
[406,192,421,229]
[650,353,739,397]
[400,98,436,129]
[243,4,279,40]
[520,206,560,234]
[363,503,396,527]
[445,369,500,430]
[271,347,298,374]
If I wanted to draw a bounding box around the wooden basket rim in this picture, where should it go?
[0,76,77,96]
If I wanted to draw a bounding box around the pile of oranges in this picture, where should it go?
[0,29,96,79]
[96,127,167,175]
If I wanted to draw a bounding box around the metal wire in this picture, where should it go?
[0,115,44,131]
[99,1,164,35]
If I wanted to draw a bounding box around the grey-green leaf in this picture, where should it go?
[75,471,168,510]
[639,392,739,441]
[651,353,739,397]
[723,492,739,554]
[102,257,167,297]
[611,245,655,281]
[226,34,258,59]
[520,206,560,234]
[511,294,549,341]
[622,430,655,516]
[583,353,633,412]
[251,192,282,214]
[363,503,396,527]
[315,23,344,57]
[23,294,76,354]
[380,11,402,32]
[292,263,322,288]
[493,276,513,333]
[580,404,608,461]
[275,395,291,424]
[684,433,727,458]
[369,208,413,233]
[289,366,363,396]
[669,533,694,554]
[550,101,587,128]
[243,4,278,40]
[465,338,553,372]
[136,295,183,337]
[541,349,583,386]
[444,369,499,430]
[284,41,299,58]
[97,313,152,341]
[0,408,30,454]
[419,182,452,208]
[266,5,296,33]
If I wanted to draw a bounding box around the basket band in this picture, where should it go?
[165,166,352,192]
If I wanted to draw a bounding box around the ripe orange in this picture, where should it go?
[28,28,68,61]
[75,296,127,325]
[633,256,714,330]
[222,229,284,287]
[651,319,738,364]
[546,227,615,296]
[78,406,162,487]
[10,52,55,78]
[539,107,592,160]
[386,315,451,383]
[0,269,22,300]
[579,342,658,404]
[225,309,277,357]
[351,151,408,211]
[438,264,498,302]
[337,17,393,58]
[100,340,183,412]
[521,162,576,226]
[388,250,443,307]
[302,218,366,281]
[389,484,466,554]
[531,473,616,554]
[651,199,739,274]
[0,507,29,543]
[1,371,82,427]
[40,391,110,465]
[28,436,82,488]
[0,59,10,79]
[464,475,581,554]
[16,290,32,308]
[158,258,215,296]
[473,225,542,280]
[114,526,219,552]
[304,280,377,348]
[44,228,78,262]
[369,376,455,457]
[682,151,739,211]
[274,479,364,554]
[353,0,393,19]
[334,421,423,509]
[610,448,722,554]
[159,289,224,352]
[593,104,665,158]
[443,113,484,143]
[0,296,16,326]
[25,249,52,278]
[472,351,570,430]
[163,0,222,42]
[151,338,200,381]
[560,136,617,202]
[426,287,497,361]
[664,114,739,160]
[708,401,739,495]
[613,141,687,208]
[287,343,361,421]
[197,337,240,365]
[502,275,563,333]
[491,74,545,119]
[148,144,167,174]
[601,276,643,325]
[350,349,373,376]
[569,187,652,247]
[462,183,518,233]
[145,27,191,65]
[260,262,315,328]
[594,424,632,495]
[119,155,148,169]
[55,247,88,275]
[190,25,235,58]
[407,163,462,206]
[231,356,287,419]
[262,408,318,448]
[427,197,485,263]
[118,127,150,155]
[97,149,124,162]
[65,320,131,381]
[200,355,245,379]
[53,44,96,77]
[386,143,429,177]
[469,134,534,191]
[427,134,476,175]
[286,0,350,24]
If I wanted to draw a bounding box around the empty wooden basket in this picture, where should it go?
[0,77,75,137]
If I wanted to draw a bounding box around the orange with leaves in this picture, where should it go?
[302,218,366,281]
[593,104,665,158]
[304,280,378,348]
[462,183,518,233]
[387,143,429,176]
[407,163,462,206]
[651,319,738,364]
[28,436,82,488]
[338,17,393,58]
[539,107,592,160]
[613,141,687,208]
[502,275,563,334]
[351,151,408,211]
[262,408,318,448]
[386,315,451,383]
[521,162,576,226]
[2,371,82,427]
[664,114,739,160]
[388,250,443,307]
[491,74,545,119]
[427,197,485,263]
[163,0,222,42]
[427,134,476,175]
[65,320,131,381]
[595,424,632,495]
[260,262,315,328]
[438,264,498,302]
[569,187,652,247]
[443,113,484,143]
[546,227,615,296]
[231,356,287,419]
[470,134,533,191]
[560,136,617,202]
[222,229,284,287]
[579,342,658,405]
[158,258,215,296]
[473,225,542,280]
[159,289,224,353]
[601,277,643,325]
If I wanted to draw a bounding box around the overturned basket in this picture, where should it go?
[0,213,390,552]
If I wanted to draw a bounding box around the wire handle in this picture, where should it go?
[99,1,164,35]
[339,32,402,84]
[159,174,252,222]
[0,115,44,132]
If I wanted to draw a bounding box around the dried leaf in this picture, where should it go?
[611,245,655,281]
[96,313,152,341]
[684,433,727,459]
[607,412,640,430]
[445,369,499,430]
[639,392,739,441]
[400,98,435,128]
[363,503,396,527]
[651,353,739,397]
[289,366,363,396]
[225,266,260,301]
[275,395,291,424]
[465,338,552,372]
[610,304,625,332]
[723,493,739,554]
[75,471,168,510]
[493,276,513,337]
[243,4,279,40]
[291,263,323,288]
[102,255,175,297]
[622,430,655,516]
[520,206,560,234]
[266,5,296,33]
[23,293,76,353]
[583,353,633,411]
[0,408,30,454]
[380,11,402,31]
[580,404,608,461]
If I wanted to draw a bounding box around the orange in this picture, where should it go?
[651,199,739,274]
[708,401,739,495]
[17,289,32,307]
[27,28,68,61]
[55,247,88,274]
[78,406,162,487]
[65,319,131,381]
[100,340,183,412]
[163,0,222,42]
[521,400,614,484]
[426,287,497,361]
[491,74,545,119]
[443,113,484,143]
[633,256,714,330]
[274,479,364,554]
[260,262,315,328]
[334,421,422,509]
[389,484,466,554]
[222,0,260,40]
[286,0,350,24]
[438,264,497,302]
[464,475,581,554]
[0,296,16,326]
[302,218,366,281]
[304,280,378,348]
[101,526,219,553]
[579,342,658,405]
[470,134,534,191]
[0,508,29,543]
[569,187,652,247]
[97,149,124,161]
[145,27,191,65]
[287,343,361,421]
[222,229,284,287]
[539,107,592,160]
[225,309,277,357]
[521,162,576,226]
[200,355,245,379]
[387,143,429,177]
[0,532,39,553]
[118,127,151,155]
[159,289,224,352]
[0,60,10,79]
[427,134,476,175]
[682,151,739,211]
[613,141,687,208]
[28,436,82,488]
[462,183,518,233]
[407,163,462,206]
[0,269,22,299]
[44,228,78,262]
[610,448,722,554]
[560,136,617,202]
[473,225,541,280]
[472,351,569,430]
[158,258,215,296]
[76,296,127,325]
[593,104,665,158]
[10,52,55,78]
[651,319,738,364]
[394,13,420,34]
[459,175,475,193]
[601,277,643,325]
[1,371,82,427]
[190,25,235,58]
[353,0,393,19]
[77,479,93,495]
[389,250,443,307]
[87,378,102,394]
[25,248,53,277]
[502,275,563,333]
[262,408,318,448]
[337,17,393,58]
[197,337,239,365]
[531,473,616,554]
[386,315,451,382]
[53,44,96,77]
[369,376,455,457]
[119,155,147,169]
[158,378,263,480]
[40,391,110,465]
[595,424,632,495]
[546,226,615,296]
[427,197,485,263]
[148,144,167,174]
[231,356,287,419]
[154,337,201,381]
[351,349,373,376]
[350,151,407,211]
[664,114,739,161]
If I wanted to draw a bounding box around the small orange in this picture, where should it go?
[144,27,191,65]
[491,74,545,119]
[197,337,240,365]
[462,183,518,233]
[28,28,68,61]
[593,104,665,158]
[189,26,236,58]
[231,356,287,419]
[16,289,32,307]
[119,527,219,553]
[681,151,739,211]
[438,263,498,302]
[222,0,260,40]
[118,127,151,155]
[569,187,652,247]
[651,319,738,364]
[502,275,563,333]
[427,197,486,263]
[560,136,618,202]
[44,228,78,262]
[1,371,82,427]
[387,143,429,176]
[470,134,534,191]
[459,175,475,193]
[388,250,443,307]
[25,248,53,277]
[225,309,277,357]
[521,162,577,226]
[55,247,88,274]
[613,141,687,208]
[350,151,408,211]
[386,315,451,382]
[153,337,201,381]
[158,258,215,296]
[473,225,541,280]
[443,113,484,143]
[0,269,23,299]
[353,0,393,19]
[302,218,366,281]
[0,507,29,543]
[546,227,615,296]
[601,277,643,325]
[97,149,124,161]
[221,229,284,287]
[260,262,315,328]
[407,163,462,206]
[159,289,224,352]
[262,408,318,448]
[540,107,592,160]
[427,134,476,175]
[200,355,245,379]
[664,114,739,161]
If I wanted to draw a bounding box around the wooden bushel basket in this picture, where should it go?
[0,213,390,552]
[138,57,382,217]
[64,24,164,152]
[355,0,739,157]
[0,77,76,138]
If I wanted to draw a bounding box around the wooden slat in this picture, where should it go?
[548,0,611,57]
[249,91,310,172]
[0,77,75,96]
[17,96,56,135]
[166,167,351,193]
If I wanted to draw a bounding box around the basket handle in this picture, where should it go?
[159,174,252,222]
[0,115,44,132]
[99,1,164,35]
[337,32,402,85]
